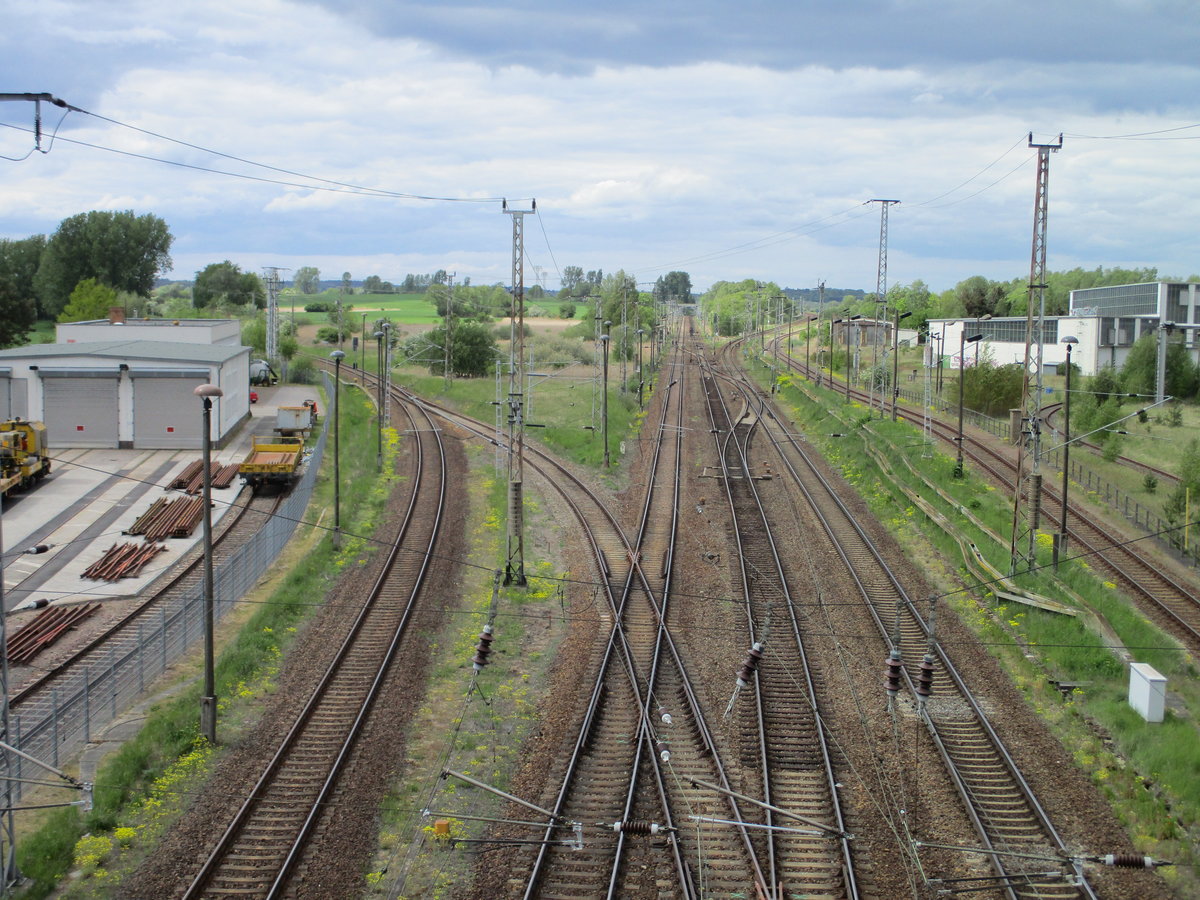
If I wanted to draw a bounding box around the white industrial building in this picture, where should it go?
[0,314,250,449]
[927,282,1200,377]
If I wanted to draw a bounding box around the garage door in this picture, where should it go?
[42,373,120,448]
[131,371,208,448]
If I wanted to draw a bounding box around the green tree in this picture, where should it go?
[1164,438,1200,539]
[954,275,1008,318]
[1120,332,1199,399]
[0,235,47,333]
[34,211,172,318]
[279,335,299,381]
[959,352,1023,417]
[561,266,583,293]
[294,266,321,295]
[362,275,384,293]
[559,301,576,319]
[653,271,693,305]
[58,278,119,323]
[242,317,267,353]
[193,261,265,309]
[341,271,352,296]
[421,321,497,377]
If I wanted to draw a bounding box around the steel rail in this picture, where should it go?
[718,344,1097,900]
[701,349,858,899]
[183,392,445,898]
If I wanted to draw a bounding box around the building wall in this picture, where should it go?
[58,319,241,346]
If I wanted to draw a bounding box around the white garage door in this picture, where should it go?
[131,371,208,448]
[42,372,120,448]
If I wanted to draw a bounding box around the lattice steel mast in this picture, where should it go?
[868,200,899,416]
[1009,134,1063,574]
[503,199,535,586]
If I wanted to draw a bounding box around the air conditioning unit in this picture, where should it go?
[1118,330,1131,345]
[1103,329,1116,345]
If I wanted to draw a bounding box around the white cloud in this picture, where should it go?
[1,0,1199,292]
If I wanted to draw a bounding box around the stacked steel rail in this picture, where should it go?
[182,394,446,898]
[715,341,1096,898]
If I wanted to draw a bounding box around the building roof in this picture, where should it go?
[0,340,248,365]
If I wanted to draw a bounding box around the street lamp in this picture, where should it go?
[844,315,862,403]
[635,328,646,408]
[600,325,611,467]
[194,383,224,744]
[374,330,385,470]
[1055,335,1079,568]
[891,310,912,421]
[952,331,984,477]
[330,350,345,549]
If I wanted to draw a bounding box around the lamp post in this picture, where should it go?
[1055,335,1079,568]
[600,324,611,467]
[953,331,984,477]
[360,312,368,370]
[194,383,224,744]
[636,328,645,408]
[845,314,862,403]
[891,310,912,421]
[330,350,345,549]
[374,330,385,470]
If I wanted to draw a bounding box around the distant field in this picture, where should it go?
[344,293,441,325]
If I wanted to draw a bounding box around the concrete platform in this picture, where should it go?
[1,383,323,612]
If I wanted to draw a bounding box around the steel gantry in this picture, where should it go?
[1009,134,1063,574]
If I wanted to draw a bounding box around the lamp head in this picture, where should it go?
[330,350,346,361]
[194,384,223,399]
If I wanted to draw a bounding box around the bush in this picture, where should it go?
[305,301,334,313]
[289,357,317,384]
[314,325,345,344]
[1143,474,1158,494]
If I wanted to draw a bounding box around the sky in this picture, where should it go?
[2,1,1199,295]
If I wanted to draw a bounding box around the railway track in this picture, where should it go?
[774,347,1200,655]
[181,393,446,898]
[388,349,776,896]
[700,351,857,899]
[711,341,1097,898]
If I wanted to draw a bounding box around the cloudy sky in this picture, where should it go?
[2,1,1199,294]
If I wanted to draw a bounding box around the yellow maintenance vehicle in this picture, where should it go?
[238,435,305,489]
[0,419,51,499]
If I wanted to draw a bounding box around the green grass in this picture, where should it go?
[400,360,647,470]
[746,355,1200,890]
[15,384,398,899]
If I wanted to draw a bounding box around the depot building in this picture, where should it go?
[0,314,250,449]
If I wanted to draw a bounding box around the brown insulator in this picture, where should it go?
[472,624,494,672]
[1102,853,1161,868]
[656,740,670,762]
[915,655,934,698]
[658,705,673,726]
[736,642,764,688]
[884,649,902,698]
[611,821,661,835]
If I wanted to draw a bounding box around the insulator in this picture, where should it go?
[884,650,902,698]
[656,740,670,763]
[25,544,52,554]
[611,820,661,835]
[1102,853,1160,868]
[658,705,673,726]
[915,655,934,698]
[736,642,764,688]
[471,624,494,672]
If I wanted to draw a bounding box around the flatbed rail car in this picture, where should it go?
[238,435,304,489]
[0,419,51,499]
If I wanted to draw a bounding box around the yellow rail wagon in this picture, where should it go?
[238,435,304,489]
[0,419,51,498]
